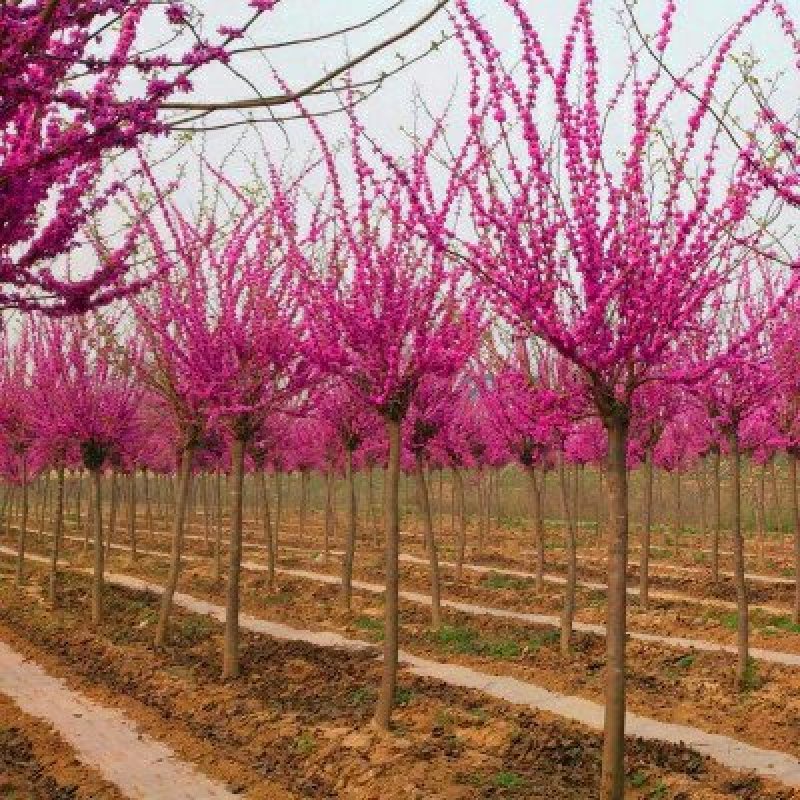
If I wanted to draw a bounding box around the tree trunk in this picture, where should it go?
[91,468,104,626]
[223,437,245,680]
[524,464,545,593]
[711,447,722,584]
[202,472,211,553]
[324,468,334,564]
[128,473,137,562]
[727,429,749,688]
[259,471,274,590]
[373,417,401,731]
[48,464,65,605]
[600,414,629,800]
[274,471,283,563]
[341,449,358,610]
[213,469,223,585]
[639,447,654,610]
[415,454,442,628]
[15,456,28,586]
[557,453,576,655]
[789,450,800,625]
[155,447,194,647]
[453,467,467,583]
[756,464,767,569]
[105,470,117,558]
[672,470,682,558]
[143,469,153,540]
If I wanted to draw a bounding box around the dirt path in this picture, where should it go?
[0,635,238,800]
[5,545,800,789]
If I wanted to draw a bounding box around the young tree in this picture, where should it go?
[440,1,775,793]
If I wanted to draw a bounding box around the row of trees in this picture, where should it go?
[3,2,799,798]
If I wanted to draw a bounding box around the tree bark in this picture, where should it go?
[789,450,800,625]
[639,447,654,610]
[324,468,334,564]
[128,472,137,562]
[223,437,245,680]
[600,414,629,800]
[259,471,274,590]
[727,430,749,689]
[155,447,194,647]
[48,464,65,606]
[415,454,442,629]
[15,455,28,586]
[453,467,467,583]
[711,447,722,584]
[213,469,223,585]
[373,417,401,731]
[524,464,545,593]
[341,449,358,610]
[105,469,117,558]
[90,468,104,626]
[557,453,576,655]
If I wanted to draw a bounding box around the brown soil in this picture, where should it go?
[0,558,796,799]
[0,690,124,800]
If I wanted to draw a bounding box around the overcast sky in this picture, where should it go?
[129,0,794,208]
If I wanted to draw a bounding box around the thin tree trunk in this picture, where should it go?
[600,414,629,800]
[274,471,283,569]
[373,417,401,731]
[75,470,82,534]
[128,473,137,561]
[727,430,749,688]
[202,472,211,553]
[143,469,153,539]
[672,470,682,558]
[213,469,223,584]
[711,447,722,584]
[48,464,65,605]
[524,464,545,593]
[259,471,274,589]
[341,449,358,610]
[224,437,245,680]
[37,473,50,537]
[91,468,104,625]
[105,470,117,558]
[15,456,28,586]
[324,468,334,564]
[415,454,442,628]
[640,448,654,610]
[155,447,194,647]
[756,464,767,569]
[557,453,576,655]
[453,467,467,583]
[789,450,800,625]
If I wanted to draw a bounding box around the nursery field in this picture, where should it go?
[2,461,800,799]
[2,0,799,799]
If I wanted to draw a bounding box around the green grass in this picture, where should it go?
[526,629,560,652]
[483,572,531,591]
[432,624,522,660]
[354,615,384,640]
[349,686,375,706]
[492,771,526,790]
[294,732,316,755]
[394,687,415,706]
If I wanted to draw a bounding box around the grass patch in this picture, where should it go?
[394,687,415,707]
[294,732,316,755]
[354,615,384,640]
[349,686,375,706]
[483,572,530,591]
[526,629,560,652]
[492,771,526,790]
[432,624,522,660]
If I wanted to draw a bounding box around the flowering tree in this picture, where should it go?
[299,104,482,728]
[140,175,308,677]
[442,0,774,793]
